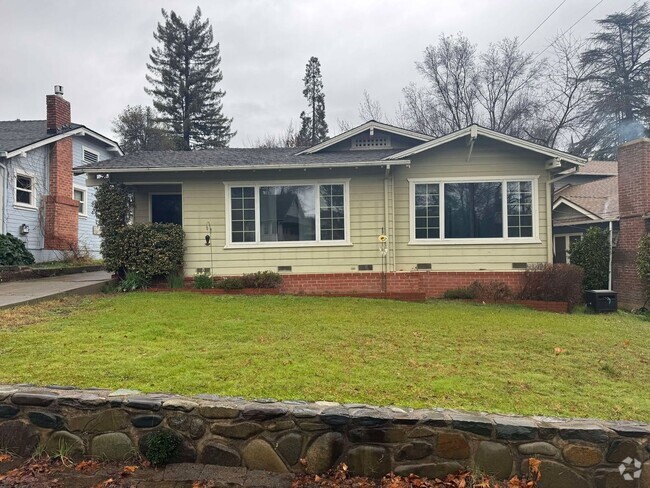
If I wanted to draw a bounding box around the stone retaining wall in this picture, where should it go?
[0,385,648,488]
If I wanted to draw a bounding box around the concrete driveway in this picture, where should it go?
[0,271,113,308]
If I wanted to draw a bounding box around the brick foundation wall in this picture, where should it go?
[280,271,525,298]
[613,139,650,309]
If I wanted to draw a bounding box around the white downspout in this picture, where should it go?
[0,162,7,235]
[608,220,613,290]
[384,164,391,271]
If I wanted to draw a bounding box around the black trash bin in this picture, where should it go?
[585,290,618,313]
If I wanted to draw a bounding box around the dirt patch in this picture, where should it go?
[0,296,94,329]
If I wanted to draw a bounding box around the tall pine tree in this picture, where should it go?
[297,57,328,145]
[146,7,235,150]
[576,3,650,159]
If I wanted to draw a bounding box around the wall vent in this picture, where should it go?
[278,266,292,272]
[512,263,528,269]
[416,263,432,270]
[358,264,373,271]
[351,135,391,150]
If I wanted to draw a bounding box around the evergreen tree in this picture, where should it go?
[576,2,650,159]
[145,7,235,150]
[112,105,176,153]
[297,57,328,145]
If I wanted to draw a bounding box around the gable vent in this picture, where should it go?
[351,135,390,150]
[83,149,99,164]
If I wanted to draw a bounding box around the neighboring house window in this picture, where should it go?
[410,178,537,242]
[73,187,87,216]
[82,147,100,164]
[227,182,348,246]
[150,194,182,226]
[15,174,34,207]
[554,234,582,264]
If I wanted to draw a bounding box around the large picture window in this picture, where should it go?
[411,178,537,242]
[227,182,348,246]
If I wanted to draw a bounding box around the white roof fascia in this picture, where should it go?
[2,127,123,159]
[76,159,412,175]
[296,121,433,155]
[386,124,586,167]
[552,197,601,220]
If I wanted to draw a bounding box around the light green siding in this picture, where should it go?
[116,137,552,276]
[391,138,550,271]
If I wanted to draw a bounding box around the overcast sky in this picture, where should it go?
[0,0,634,147]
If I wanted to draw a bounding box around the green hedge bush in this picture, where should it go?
[0,233,35,266]
[241,271,283,288]
[104,223,184,280]
[568,227,610,290]
[637,234,650,300]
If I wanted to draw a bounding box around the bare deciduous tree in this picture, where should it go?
[250,121,298,148]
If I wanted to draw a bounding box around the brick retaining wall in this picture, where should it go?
[0,385,648,486]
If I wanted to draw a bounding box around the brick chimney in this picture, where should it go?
[46,85,71,133]
[612,138,650,309]
[43,86,78,251]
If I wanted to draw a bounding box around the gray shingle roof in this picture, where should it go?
[554,176,619,221]
[0,120,83,152]
[79,148,403,171]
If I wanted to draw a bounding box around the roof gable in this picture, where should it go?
[297,120,433,155]
[0,120,122,158]
[386,124,585,168]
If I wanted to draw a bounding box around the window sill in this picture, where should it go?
[13,203,37,212]
[408,238,542,246]
[224,241,353,250]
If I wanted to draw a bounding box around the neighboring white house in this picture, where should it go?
[0,87,122,262]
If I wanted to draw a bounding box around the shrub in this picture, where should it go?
[241,271,283,288]
[637,234,650,300]
[167,272,184,289]
[117,271,149,292]
[442,286,476,300]
[568,227,610,290]
[143,430,181,465]
[217,277,245,290]
[0,233,35,266]
[93,182,132,235]
[194,273,214,289]
[519,263,584,309]
[469,280,512,301]
[103,223,184,280]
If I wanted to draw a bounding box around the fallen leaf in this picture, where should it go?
[554,347,566,355]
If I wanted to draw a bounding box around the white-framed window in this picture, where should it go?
[15,173,35,208]
[82,147,100,164]
[409,176,539,244]
[73,187,87,216]
[225,180,351,248]
[554,233,582,264]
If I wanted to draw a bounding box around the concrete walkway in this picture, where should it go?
[0,271,113,308]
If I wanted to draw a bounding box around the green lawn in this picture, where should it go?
[0,293,648,421]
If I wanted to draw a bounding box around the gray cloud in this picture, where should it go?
[0,0,629,146]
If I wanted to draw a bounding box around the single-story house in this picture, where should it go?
[0,86,122,262]
[78,121,585,296]
[552,160,618,264]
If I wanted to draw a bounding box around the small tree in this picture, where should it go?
[93,182,132,236]
[568,227,610,290]
[112,105,176,153]
[637,233,650,300]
